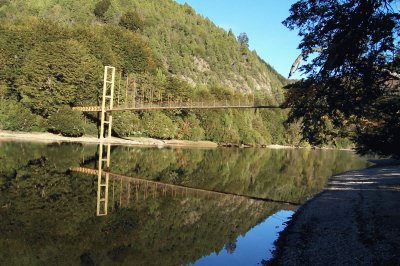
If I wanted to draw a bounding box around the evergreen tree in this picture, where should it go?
[94,0,111,20]
[119,11,143,31]
[237,32,249,47]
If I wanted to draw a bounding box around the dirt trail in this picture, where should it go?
[268,163,400,265]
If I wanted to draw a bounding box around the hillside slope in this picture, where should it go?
[0,0,287,100]
[0,0,300,146]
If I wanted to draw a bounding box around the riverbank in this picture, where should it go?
[267,161,400,265]
[0,130,218,148]
[0,130,299,149]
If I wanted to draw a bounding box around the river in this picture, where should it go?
[0,141,371,265]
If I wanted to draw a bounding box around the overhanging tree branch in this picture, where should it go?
[289,49,400,80]
[288,48,323,78]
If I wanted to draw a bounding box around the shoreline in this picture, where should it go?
[0,130,354,151]
[267,160,400,265]
[0,130,217,148]
[0,130,297,149]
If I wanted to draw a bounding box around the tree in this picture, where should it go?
[119,11,144,32]
[0,99,43,131]
[112,111,141,137]
[283,0,400,157]
[47,106,85,137]
[17,39,101,117]
[142,111,177,139]
[94,0,111,20]
[237,32,249,47]
[225,240,237,254]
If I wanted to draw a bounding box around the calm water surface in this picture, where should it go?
[0,141,371,265]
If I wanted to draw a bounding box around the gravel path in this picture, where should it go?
[268,164,400,265]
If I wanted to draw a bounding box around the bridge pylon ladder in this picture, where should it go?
[96,66,115,216]
[99,66,115,140]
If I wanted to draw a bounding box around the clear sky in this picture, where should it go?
[174,0,302,79]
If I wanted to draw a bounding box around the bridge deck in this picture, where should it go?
[72,101,282,112]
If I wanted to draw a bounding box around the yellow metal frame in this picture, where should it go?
[96,66,115,216]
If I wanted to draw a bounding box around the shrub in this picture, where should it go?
[334,137,354,149]
[142,111,177,139]
[176,114,205,141]
[119,11,143,32]
[0,99,44,131]
[94,0,111,20]
[112,111,141,137]
[82,120,99,136]
[260,109,287,144]
[47,106,85,137]
[239,128,265,146]
[200,110,241,144]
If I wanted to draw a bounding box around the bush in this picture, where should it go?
[0,99,44,131]
[239,128,265,145]
[200,110,241,144]
[94,0,111,20]
[176,114,205,141]
[260,109,287,144]
[47,106,85,137]
[82,120,99,136]
[334,137,354,149]
[119,11,144,31]
[0,83,8,98]
[222,128,241,144]
[112,111,141,137]
[142,111,177,139]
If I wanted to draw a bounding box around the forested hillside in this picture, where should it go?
[0,0,307,146]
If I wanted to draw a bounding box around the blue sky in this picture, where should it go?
[174,0,302,79]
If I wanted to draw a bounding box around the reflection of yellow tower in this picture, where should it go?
[96,143,110,216]
[97,66,115,216]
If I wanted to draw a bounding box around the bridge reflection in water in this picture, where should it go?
[70,143,298,216]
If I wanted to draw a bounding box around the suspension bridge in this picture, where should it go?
[72,66,282,141]
[73,66,280,112]
[71,66,284,216]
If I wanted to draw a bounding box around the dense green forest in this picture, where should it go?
[0,0,322,146]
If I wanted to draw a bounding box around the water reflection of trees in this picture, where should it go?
[0,142,281,265]
[106,146,370,203]
[0,142,370,265]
